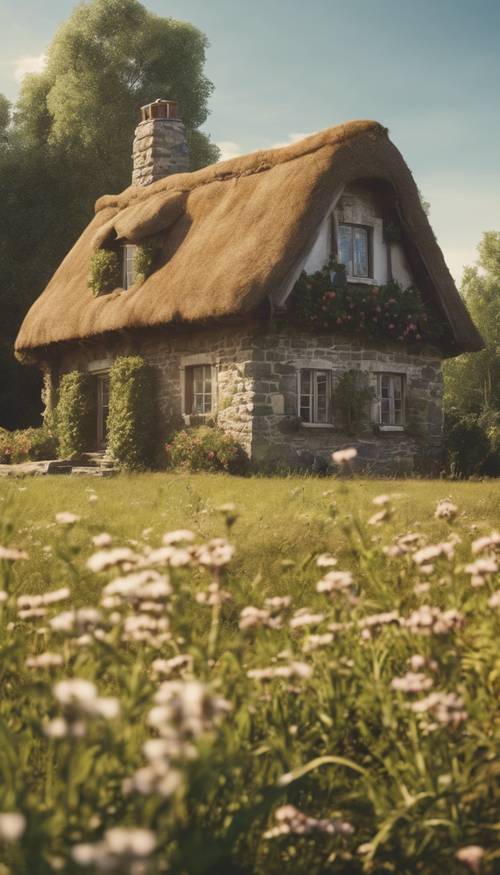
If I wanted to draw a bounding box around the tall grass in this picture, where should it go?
[0,474,498,874]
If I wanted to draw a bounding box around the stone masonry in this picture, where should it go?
[132,118,189,186]
[52,319,444,474]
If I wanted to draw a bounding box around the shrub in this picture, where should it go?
[166,426,248,474]
[0,427,57,464]
[445,410,500,478]
[134,238,163,284]
[56,371,93,458]
[107,356,156,470]
[88,249,120,296]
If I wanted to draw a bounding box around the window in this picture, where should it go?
[377,374,405,427]
[184,364,213,415]
[338,223,371,278]
[299,369,332,424]
[122,244,137,290]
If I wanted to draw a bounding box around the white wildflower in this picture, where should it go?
[87,547,139,573]
[413,542,456,566]
[263,804,353,839]
[411,691,468,729]
[92,533,112,548]
[488,589,500,609]
[247,661,312,681]
[332,447,357,465]
[55,512,80,525]
[434,499,458,520]
[25,652,63,669]
[289,608,325,629]
[151,655,193,677]
[316,570,353,594]
[472,531,500,555]
[0,812,26,842]
[368,509,389,526]
[0,546,28,561]
[455,845,485,873]
[302,633,334,653]
[315,553,337,568]
[162,529,195,545]
[372,494,391,506]
[195,538,235,568]
[391,671,433,693]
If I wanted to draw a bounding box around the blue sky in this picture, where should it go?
[0,0,498,283]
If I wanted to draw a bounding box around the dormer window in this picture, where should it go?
[122,244,137,290]
[338,223,371,278]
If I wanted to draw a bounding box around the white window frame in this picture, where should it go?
[298,368,333,427]
[122,244,136,290]
[337,222,373,280]
[375,373,405,430]
[180,355,218,423]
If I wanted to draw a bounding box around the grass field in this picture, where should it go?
[2,473,499,597]
[0,473,499,874]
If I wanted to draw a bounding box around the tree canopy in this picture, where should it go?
[0,0,219,429]
[443,231,500,475]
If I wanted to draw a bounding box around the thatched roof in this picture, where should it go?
[16,120,483,354]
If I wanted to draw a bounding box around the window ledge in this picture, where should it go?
[347,276,377,286]
[378,425,405,432]
[301,422,335,429]
[182,413,215,426]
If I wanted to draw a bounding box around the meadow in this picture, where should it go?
[0,472,499,874]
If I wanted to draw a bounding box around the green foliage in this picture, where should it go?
[133,238,163,284]
[88,249,120,296]
[166,426,248,474]
[443,231,500,476]
[0,427,57,463]
[333,370,374,434]
[1,0,219,429]
[0,481,498,873]
[289,262,444,344]
[56,371,92,458]
[107,356,156,470]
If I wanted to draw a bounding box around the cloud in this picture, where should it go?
[13,53,47,82]
[216,141,243,162]
[270,132,314,149]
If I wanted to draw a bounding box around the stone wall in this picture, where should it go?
[248,329,444,474]
[52,320,444,474]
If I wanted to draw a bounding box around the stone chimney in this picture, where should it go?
[132,99,189,187]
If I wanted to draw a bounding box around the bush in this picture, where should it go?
[166,426,248,474]
[0,427,57,464]
[444,412,491,478]
[134,238,163,284]
[56,371,93,458]
[107,356,156,470]
[88,249,120,296]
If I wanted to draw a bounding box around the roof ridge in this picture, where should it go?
[95,120,387,214]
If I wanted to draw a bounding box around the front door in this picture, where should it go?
[96,374,110,450]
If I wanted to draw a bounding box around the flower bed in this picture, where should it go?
[288,262,444,344]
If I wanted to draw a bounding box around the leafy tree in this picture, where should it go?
[443,231,500,475]
[0,0,219,429]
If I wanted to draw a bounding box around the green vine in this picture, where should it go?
[288,259,444,344]
[134,238,163,285]
[56,371,93,458]
[107,356,157,470]
[89,250,120,297]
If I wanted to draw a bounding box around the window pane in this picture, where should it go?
[315,372,328,423]
[338,225,353,273]
[381,398,390,424]
[381,375,390,398]
[353,227,369,276]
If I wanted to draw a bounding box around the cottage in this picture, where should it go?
[15,100,483,473]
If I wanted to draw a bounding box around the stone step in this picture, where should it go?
[70,466,118,477]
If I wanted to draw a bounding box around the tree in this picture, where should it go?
[0,0,219,429]
[443,231,500,475]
